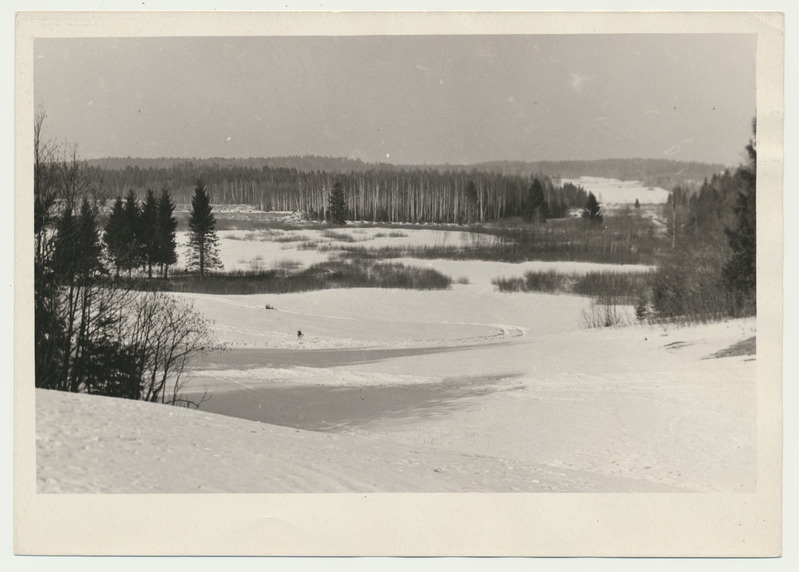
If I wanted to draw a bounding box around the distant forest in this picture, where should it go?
[87,155,726,183]
[80,156,726,224]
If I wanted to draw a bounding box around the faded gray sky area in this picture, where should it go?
[34,34,756,166]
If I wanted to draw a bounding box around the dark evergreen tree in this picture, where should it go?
[52,206,78,282]
[634,198,641,210]
[328,181,347,225]
[75,198,104,281]
[68,199,106,391]
[528,178,547,223]
[103,196,126,276]
[722,119,756,312]
[139,188,159,278]
[50,199,106,391]
[82,338,142,399]
[187,181,222,277]
[121,189,142,275]
[582,192,603,224]
[155,187,178,278]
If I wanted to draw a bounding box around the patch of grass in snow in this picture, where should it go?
[179,214,326,233]
[372,231,409,238]
[125,260,452,295]
[493,270,653,304]
[337,217,661,265]
[320,229,359,242]
[271,233,309,243]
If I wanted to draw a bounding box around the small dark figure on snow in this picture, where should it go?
[297,330,303,340]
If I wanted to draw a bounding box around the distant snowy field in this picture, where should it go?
[562,176,671,206]
[175,226,498,273]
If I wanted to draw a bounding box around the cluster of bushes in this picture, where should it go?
[338,213,659,266]
[493,269,653,304]
[648,122,757,322]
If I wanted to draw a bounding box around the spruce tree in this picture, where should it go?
[528,178,547,223]
[328,181,347,225]
[582,192,603,224]
[103,196,126,276]
[139,189,159,278]
[156,187,178,279]
[75,198,104,281]
[187,181,222,277]
[53,198,102,284]
[121,189,142,275]
[723,119,756,312]
[53,206,78,283]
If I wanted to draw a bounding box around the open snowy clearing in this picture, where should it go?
[561,176,671,205]
[174,254,651,352]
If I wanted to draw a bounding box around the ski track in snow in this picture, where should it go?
[189,291,530,350]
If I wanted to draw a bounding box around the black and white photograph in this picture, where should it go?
[11,8,785,559]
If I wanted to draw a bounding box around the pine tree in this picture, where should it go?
[582,192,603,224]
[156,187,178,279]
[187,181,222,277]
[328,181,347,225]
[103,196,126,276]
[139,189,159,278]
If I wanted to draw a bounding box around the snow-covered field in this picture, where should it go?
[36,214,756,493]
[562,176,671,206]
[36,217,757,494]
[36,316,756,493]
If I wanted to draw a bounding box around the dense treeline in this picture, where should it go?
[82,162,589,224]
[85,155,396,174]
[646,121,757,321]
[82,156,723,223]
[86,155,725,187]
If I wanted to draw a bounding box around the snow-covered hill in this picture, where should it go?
[37,318,756,493]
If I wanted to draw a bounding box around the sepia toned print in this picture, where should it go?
[15,11,782,556]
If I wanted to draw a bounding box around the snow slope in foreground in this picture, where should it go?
[36,319,756,494]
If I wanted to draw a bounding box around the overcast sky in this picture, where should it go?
[34,34,756,166]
